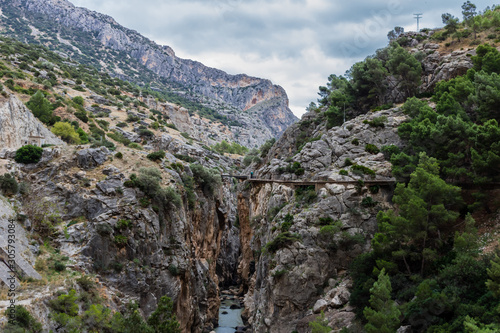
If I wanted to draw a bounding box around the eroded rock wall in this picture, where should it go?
[238,107,408,331]
[1,141,240,332]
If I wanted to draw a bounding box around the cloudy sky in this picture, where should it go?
[70,0,495,117]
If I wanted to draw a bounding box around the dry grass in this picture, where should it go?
[430,26,500,56]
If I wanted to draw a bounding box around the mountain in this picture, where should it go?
[2,3,500,333]
[0,0,297,147]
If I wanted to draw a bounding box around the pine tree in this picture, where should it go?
[374,153,462,275]
[26,90,54,125]
[147,296,180,333]
[486,255,500,298]
[363,269,401,333]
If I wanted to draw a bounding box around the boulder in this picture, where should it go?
[76,147,110,169]
[313,299,328,314]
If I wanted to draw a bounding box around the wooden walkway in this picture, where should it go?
[221,175,500,190]
[221,174,396,190]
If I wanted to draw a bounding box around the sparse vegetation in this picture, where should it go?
[147,150,166,161]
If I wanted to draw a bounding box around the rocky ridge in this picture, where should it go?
[0,0,297,145]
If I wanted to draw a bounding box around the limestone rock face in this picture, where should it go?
[238,107,408,331]
[1,139,240,333]
[6,0,297,145]
[416,44,474,92]
[0,94,64,149]
[76,147,111,169]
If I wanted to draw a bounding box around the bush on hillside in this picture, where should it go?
[15,145,43,164]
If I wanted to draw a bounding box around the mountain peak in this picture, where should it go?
[3,0,296,146]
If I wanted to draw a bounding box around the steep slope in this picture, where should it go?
[237,107,406,331]
[0,0,297,146]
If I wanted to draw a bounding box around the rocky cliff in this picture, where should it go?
[237,107,407,331]
[0,140,241,332]
[0,93,64,149]
[0,0,297,145]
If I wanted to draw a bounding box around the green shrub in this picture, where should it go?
[52,122,80,144]
[309,311,330,333]
[264,232,301,254]
[76,275,95,291]
[115,152,123,159]
[26,90,58,125]
[139,197,150,207]
[54,261,66,272]
[211,140,249,155]
[369,185,380,194]
[96,119,109,131]
[0,173,18,195]
[365,144,380,154]
[126,114,140,123]
[114,235,128,247]
[363,116,387,128]
[190,164,221,196]
[344,158,353,166]
[76,128,89,144]
[138,128,154,138]
[338,232,365,249]
[74,110,88,123]
[272,269,287,278]
[339,169,349,176]
[351,164,376,177]
[281,213,294,232]
[168,264,180,276]
[319,220,342,238]
[72,96,84,106]
[4,305,42,333]
[361,196,378,207]
[260,138,276,157]
[267,203,286,221]
[295,185,317,204]
[174,154,195,163]
[48,289,79,316]
[147,150,166,161]
[116,219,131,230]
[147,296,181,333]
[181,175,196,210]
[243,148,259,166]
[284,161,305,176]
[15,145,43,164]
[351,138,360,145]
[128,142,143,150]
[318,216,334,225]
[166,123,178,130]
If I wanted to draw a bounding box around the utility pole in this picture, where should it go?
[414,13,423,32]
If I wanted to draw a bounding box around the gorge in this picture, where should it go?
[1,1,500,333]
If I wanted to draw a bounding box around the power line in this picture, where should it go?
[414,13,423,32]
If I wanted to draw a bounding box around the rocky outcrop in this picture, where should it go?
[0,94,64,149]
[237,107,407,331]
[3,0,297,144]
[415,43,474,92]
[76,147,111,169]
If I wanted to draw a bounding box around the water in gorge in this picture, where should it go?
[215,289,245,333]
